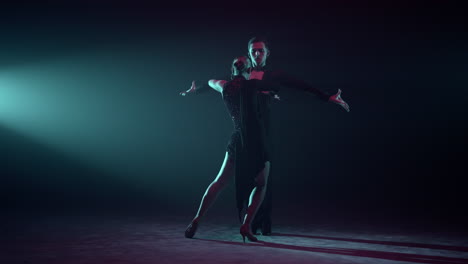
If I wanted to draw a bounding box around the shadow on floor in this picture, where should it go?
[198,238,468,264]
[273,233,468,252]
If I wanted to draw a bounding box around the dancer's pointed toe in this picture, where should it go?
[185,220,199,238]
[240,224,258,242]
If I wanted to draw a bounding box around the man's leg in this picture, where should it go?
[240,161,270,242]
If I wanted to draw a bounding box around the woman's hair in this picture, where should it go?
[231,56,250,79]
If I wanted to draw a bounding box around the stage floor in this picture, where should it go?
[3,213,468,264]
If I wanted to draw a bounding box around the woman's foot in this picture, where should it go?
[185,219,199,238]
[240,224,258,242]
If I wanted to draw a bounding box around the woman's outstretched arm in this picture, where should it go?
[208,79,227,93]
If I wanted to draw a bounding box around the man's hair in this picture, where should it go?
[247,36,269,50]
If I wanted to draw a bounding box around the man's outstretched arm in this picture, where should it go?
[270,70,330,101]
[328,89,350,112]
[270,70,349,111]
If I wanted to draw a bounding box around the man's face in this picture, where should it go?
[249,42,269,68]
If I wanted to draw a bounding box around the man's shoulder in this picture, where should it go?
[264,69,288,79]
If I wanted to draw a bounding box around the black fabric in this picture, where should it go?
[222,76,278,222]
[249,68,330,234]
[192,69,328,233]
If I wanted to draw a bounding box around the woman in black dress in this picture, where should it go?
[184,56,278,242]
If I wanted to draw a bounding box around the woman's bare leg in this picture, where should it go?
[185,152,235,238]
[192,152,235,222]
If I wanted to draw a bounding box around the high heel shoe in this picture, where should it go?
[240,224,258,242]
[185,220,199,238]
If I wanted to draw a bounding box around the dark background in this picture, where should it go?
[1,1,466,226]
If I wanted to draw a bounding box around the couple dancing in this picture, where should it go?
[181,37,350,242]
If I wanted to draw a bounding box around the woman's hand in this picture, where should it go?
[329,89,350,112]
[180,81,197,96]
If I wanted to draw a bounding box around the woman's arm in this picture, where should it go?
[208,79,227,93]
[179,80,217,96]
[180,81,198,96]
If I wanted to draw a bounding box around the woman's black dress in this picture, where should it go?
[222,76,278,222]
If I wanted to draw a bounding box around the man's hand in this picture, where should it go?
[329,89,350,112]
[180,81,197,96]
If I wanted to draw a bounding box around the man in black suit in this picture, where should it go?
[246,36,349,236]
